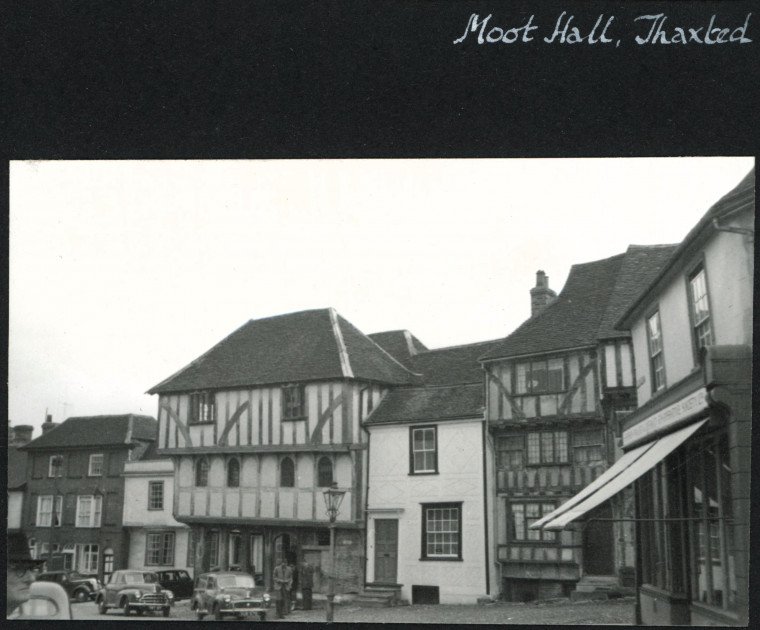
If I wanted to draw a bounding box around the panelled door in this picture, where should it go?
[374,519,398,583]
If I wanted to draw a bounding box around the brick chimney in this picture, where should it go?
[530,270,557,317]
[42,414,59,435]
[11,424,34,445]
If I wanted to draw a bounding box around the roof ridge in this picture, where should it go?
[418,338,503,354]
[329,307,354,378]
[341,315,423,379]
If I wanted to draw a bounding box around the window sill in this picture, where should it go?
[419,557,463,562]
[188,421,215,426]
[281,416,308,422]
[409,471,439,476]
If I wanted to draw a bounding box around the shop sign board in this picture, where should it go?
[622,387,709,447]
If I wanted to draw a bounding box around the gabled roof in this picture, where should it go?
[365,384,484,425]
[8,447,28,489]
[21,415,157,450]
[149,308,416,394]
[409,339,500,386]
[481,244,677,361]
[618,168,755,328]
[368,330,428,368]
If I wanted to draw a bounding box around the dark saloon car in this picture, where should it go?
[156,569,194,600]
[191,571,270,620]
[96,570,174,616]
[36,570,102,602]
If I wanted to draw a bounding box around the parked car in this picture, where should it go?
[36,570,102,602]
[191,571,270,621]
[96,570,174,617]
[13,581,72,619]
[156,569,194,600]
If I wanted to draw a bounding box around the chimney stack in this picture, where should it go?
[530,270,557,317]
[9,424,34,446]
[42,414,59,435]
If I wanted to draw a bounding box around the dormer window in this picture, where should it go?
[281,384,306,420]
[190,391,215,424]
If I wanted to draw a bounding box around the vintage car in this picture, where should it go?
[191,571,270,621]
[156,569,194,600]
[36,570,102,602]
[96,569,174,616]
[12,581,73,619]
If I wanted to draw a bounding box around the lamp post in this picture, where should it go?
[322,482,346,623]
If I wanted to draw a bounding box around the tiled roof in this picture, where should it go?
[368,330,428,368]
[8,447,28,488]
[409,339,500,386]
[480,245,677,361]
[149,308,416,394]
[618,168,755,327]
[21,415,157,450]
[365,384,484,425]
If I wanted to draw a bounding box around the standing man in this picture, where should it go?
[272,558,293,619]
[7,532,44,618]
[299,559,315,611]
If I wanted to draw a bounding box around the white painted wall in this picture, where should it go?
[367,418,490,604]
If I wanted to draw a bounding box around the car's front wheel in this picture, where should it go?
[163,607,171,618]
[74,589,89,603]
[97,598,108,615]
[120,598,131,615]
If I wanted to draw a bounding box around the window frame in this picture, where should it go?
[572,428,605,464]
[36,494,63,527]
[148,480,164,510]
[514,357,567,395]
[78,544,99,573]
[281,384,307,420]
[189,391,216,425]
[496,435,525,468]
[88,453,104,477]
[509,500,558,543]
[227,458,240,488]
[280,456,295,487]
[420,502,463,561]
[195,459,209,487]
[646,309,666,393]
[145,531,175,566]
[48,455,64,478]
[526,430,569,465]
[409,425,438,475]
[317,456,334,487]
[75,495,103,528]
[687,264,714,358]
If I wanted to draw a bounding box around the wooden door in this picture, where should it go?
[583,504,615,575]
[374,519,398,583]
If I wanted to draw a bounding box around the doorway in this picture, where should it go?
[583,504,615,575]
[374,519,398,583]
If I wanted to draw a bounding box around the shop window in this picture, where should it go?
[497,436,524,468]
[227,458,240,487]
[526,431,568,465]
[148,481,164,510]
[510,501,557,542]
[280,457,295,487]
[189,391,216,424]
[647,311,666,392]
[195,459,209,487]
[573,429,604,463]
[410,426,437,474]
[317,456,333,487]
[282,384,306,420]
[421,502,462,560]
[689,266,713,353]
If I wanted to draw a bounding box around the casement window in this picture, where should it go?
[189,391,215,424]
[526,431,568,465]
[510,501,557,542]
[496,436,524,468]
[421,502,462,560]
[207,531,220,568]
[227,458,240,487]
[76,495,103,527]
[282,384,306,420]
[317,456,333,487]
[280,456,295,487]
[410,426,438,474]
[647,311,666,392]
[515,357,566,394]
[48,455,64,477]
[148,481,164,510]
[689,266,713,352]
[573,429,604,464]
[146,532,175,566]
[195,459,209,487]
[88,453,104,476]
[36,495,63,527]
[78,544,99,573]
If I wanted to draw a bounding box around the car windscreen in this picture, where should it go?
[217,575,255,588]
[123,573,157,584]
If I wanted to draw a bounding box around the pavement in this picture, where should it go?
[72,595,637,624]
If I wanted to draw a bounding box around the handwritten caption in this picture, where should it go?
[453,12,752,46]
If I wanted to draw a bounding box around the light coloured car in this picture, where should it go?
[191,571,270,621]
[96,569,174,616]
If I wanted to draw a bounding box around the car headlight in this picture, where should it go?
[165,590,175,601]
[263,593,271,602]
[222,595,231,603]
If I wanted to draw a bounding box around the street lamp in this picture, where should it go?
[322,482,346,622]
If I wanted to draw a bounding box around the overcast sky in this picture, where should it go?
[9,157,753,435]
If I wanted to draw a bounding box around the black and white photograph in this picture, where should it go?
[4,0,757,626]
